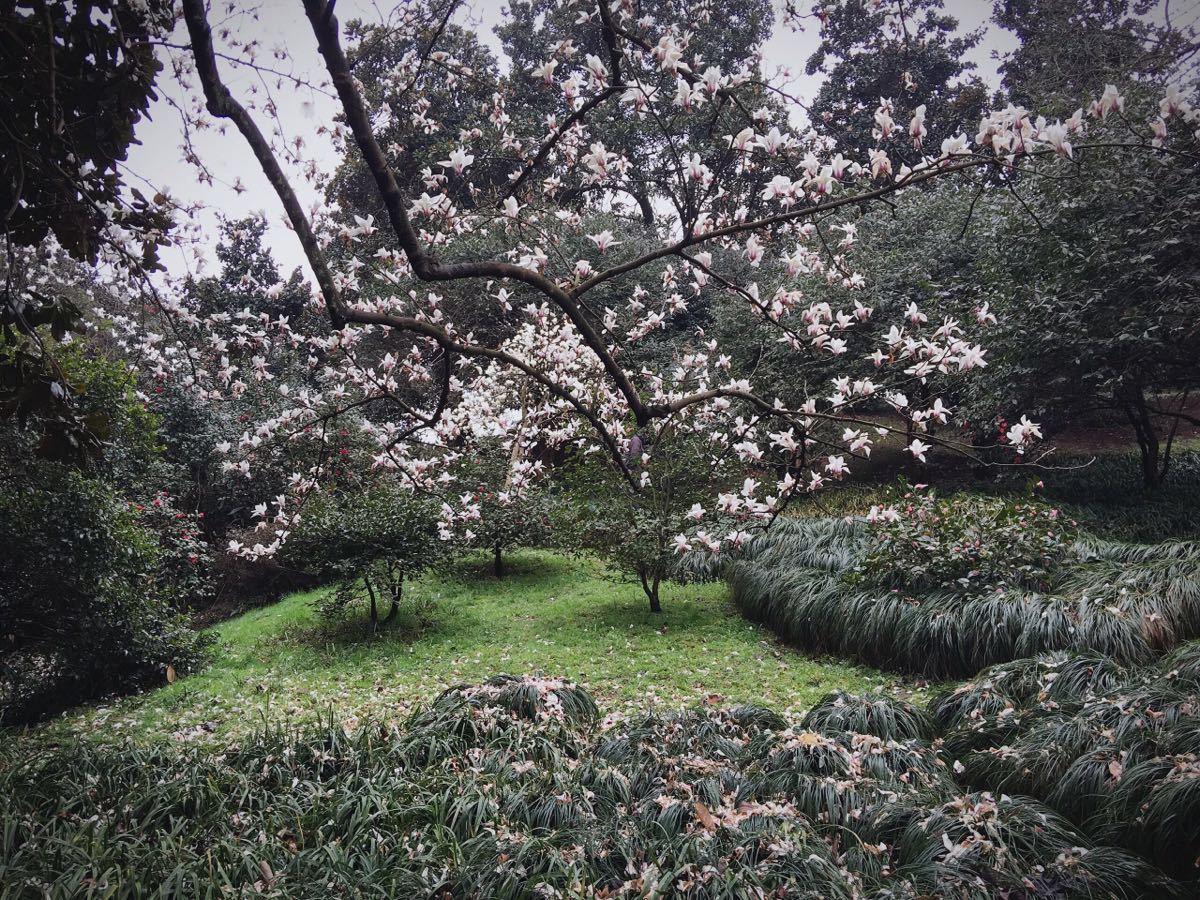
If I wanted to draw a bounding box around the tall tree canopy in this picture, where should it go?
[994,0,1192,108]
[806,0,989,162]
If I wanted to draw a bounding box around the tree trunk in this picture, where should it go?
[1142,439,1162,490]
[640,570,662,614]
[493,543,504,578]
[1121,384,1162,489]
[1158,390,1190,487]
[364,575,379,632]
[382,566,403,625]
[382,586,401,625]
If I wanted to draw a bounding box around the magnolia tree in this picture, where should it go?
[8,0,1198,611]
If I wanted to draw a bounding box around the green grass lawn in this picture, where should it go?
[20,551,914,749]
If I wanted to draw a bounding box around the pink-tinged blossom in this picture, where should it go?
[588,230,621,252]
[1042,122,1073,158]
[825,455,849,477]
[652,34,688,73]
[873,99,896,140]
[1161,85,1184,118]
[582,142,615,182]
[743,235,765,266]
[584,54,607,84]
[866,505,901,524]
[728,127,755,151]
[1150,116,1168,147]
[1005,415,1043,449]
[940,134,970,157]
[762,175,794,202]
[757,126,786,155]
[684,153,710,183]
[907,439,931,462]
[438,147,474,175]
[1091,84,1124,119]
[869,148,893,179]
[909,104,927,149]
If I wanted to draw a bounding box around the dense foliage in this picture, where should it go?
[852,488,1075,592]
[3,671,1191,897]
[971,140,1200,487]
[0,1,172,459]
[806,0,988,162]
[935,643,1200,881]
[282,485,448,631]
[554,432,745,611]
[730,494,1200,677]
[455,444,554,577]
[0,464,210,726]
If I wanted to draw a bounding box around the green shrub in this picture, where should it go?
[454,443,553,577]
[0,674,1179,898]
[282,484,449,633]
[131,491,216,608]
[551,433,739,614]
[851,488,1075,593]
[0,465,210,726]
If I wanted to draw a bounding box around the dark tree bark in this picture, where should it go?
[639,569,662,614]
[382,565,403,625]
[364,575,380,631]
[1121,383,1163,489]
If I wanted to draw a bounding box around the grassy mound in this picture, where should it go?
[1,674,1180,898]
[730,497,1200,678]
[934,642,1200,882]
[23,551,892,748]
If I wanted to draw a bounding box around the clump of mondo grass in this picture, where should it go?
[802,688,936,741]
[1,674,1180,899]
[730,499,1200,678]
[936,642,1200,883]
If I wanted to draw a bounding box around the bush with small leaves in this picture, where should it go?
[131,491,216,609]
[851,488,1076,594]
[0,464,210,726]
[282,484,449,633]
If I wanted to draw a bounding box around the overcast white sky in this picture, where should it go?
[129,0,1014,281]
